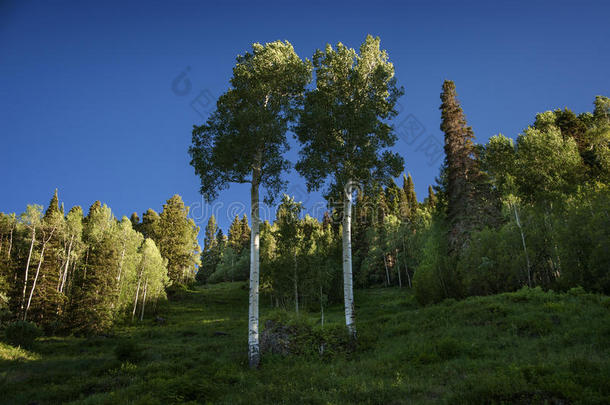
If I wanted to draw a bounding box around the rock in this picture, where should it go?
[260,320,296,356]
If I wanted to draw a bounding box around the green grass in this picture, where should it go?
[1,283,609,404]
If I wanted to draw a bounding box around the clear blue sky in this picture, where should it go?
[1,0,609,236]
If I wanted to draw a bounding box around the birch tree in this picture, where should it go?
[189,40,311,368]
[295,35,403,338]
[19,205,43,314]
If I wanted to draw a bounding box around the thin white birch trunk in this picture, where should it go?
[140,279,148,321]
[513,203,532,287]
[395,249,402,288]
[342,181,356,338]
[132,274,142,320]
[7,220,15,259]
[248,155,262,368]
[24,227,55,320]
[20,227,36,313]
[59,235,74,293]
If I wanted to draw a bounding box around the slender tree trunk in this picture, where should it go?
[140,279,148,321]
[59,235,74,293]
[513,203,532,288]
[20,227,36,313]
[342,180,356,339]
[7,221,14,259]
[117,244,126,283]
[402,238,412,288]
[395,249,402,288]
[383,253,390,286]
[293,251,299,314]
[132,274,142,321]
[248,157,262,368]
[24,228,55,320]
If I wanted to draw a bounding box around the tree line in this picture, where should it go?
[189,34,610,368]
[0,194,200,334]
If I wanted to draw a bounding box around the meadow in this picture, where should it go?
[1,283,609,404]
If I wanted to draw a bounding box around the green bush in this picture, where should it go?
[165,283,190,301]
[413,219,459,305]
[4,320,42,348]
[114,339,144,363]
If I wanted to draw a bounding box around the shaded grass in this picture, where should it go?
[0,283,608,404]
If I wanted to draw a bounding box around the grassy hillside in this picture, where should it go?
[1,283,609,404]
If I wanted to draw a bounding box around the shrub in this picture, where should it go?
[165,283,190,301]
[4,320,42,348]
[114,339,144,363]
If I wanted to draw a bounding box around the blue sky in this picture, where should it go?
[1,0,609,237]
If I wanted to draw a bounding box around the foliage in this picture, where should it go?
[3,320,42,349]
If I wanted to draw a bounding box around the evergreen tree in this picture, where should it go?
[439,80,481,252]
[69,202,121,334]
[425,185,437,209]
[156,195,201,285]
[129,212,140,228]
[227,215,243,252]
[140,209,160,240]
[199,215,220,283]
[404,173,418,214]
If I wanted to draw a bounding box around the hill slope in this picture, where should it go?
[1,283,609,404]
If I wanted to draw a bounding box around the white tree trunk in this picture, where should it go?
[20,227,36,312]
[395,249,402,288]
[7,220,14,259]
[59,235,74,293]
[342,181,356,338]
[248,165,261,368]
[140,279,148,321]
[513,203,532,287]
[24,243,46,321]
[132,275,142,321]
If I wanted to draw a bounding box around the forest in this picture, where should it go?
[1,34,609,403]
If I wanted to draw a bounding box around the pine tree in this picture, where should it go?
[426,185,437,209]
[404,173,418,214]
[240,214,251,251]
[440,80,479,252]
[228,215,243,252]
[129,212,140,228]
[156,195,201,285]
[140,209,159,240]
[199,215,220,283]
[69,202,121,334]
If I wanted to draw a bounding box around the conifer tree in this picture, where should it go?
[404,173,418,214]
[199,215,220,283]
[156,195,200,285]
[426,185,437,209]
[69,202,121,334]
[439,80,480,252]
